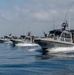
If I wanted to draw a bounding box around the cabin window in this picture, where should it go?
[65,34,71,38]
[61,33,71,38]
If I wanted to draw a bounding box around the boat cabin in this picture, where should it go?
[60,31,72,43]
[48,29,73,43]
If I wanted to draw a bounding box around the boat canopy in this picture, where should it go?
[20,35,26,39]
[49,29,62,36]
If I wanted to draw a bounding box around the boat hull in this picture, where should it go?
[11,38,39,47]
[34,38,74,50]
[11,39,25,46]
[0,39,10,43]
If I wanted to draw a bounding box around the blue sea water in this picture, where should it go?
[0,43,74,75]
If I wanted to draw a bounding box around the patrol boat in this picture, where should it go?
[0,34,12,43]
[34,21,74,52]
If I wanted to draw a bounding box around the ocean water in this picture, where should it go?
[0,43,74,75]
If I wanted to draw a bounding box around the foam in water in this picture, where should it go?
[49,46,74,53]
[28,46,42,52]
[15,43,39,47]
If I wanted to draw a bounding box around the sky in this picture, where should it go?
[0,0,74,36]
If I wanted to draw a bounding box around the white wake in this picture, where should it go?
[28,46,42,52]
[48,46,74,54]
[15,43,39,47]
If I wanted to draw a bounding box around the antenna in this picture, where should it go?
[23,24,25,35]
[53,15,55,30]
[68,15,71,30]
[64,2,74,21]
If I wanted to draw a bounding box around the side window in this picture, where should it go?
[65,34,71,38]
[61,33,65,37]
[61,33,71,38]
